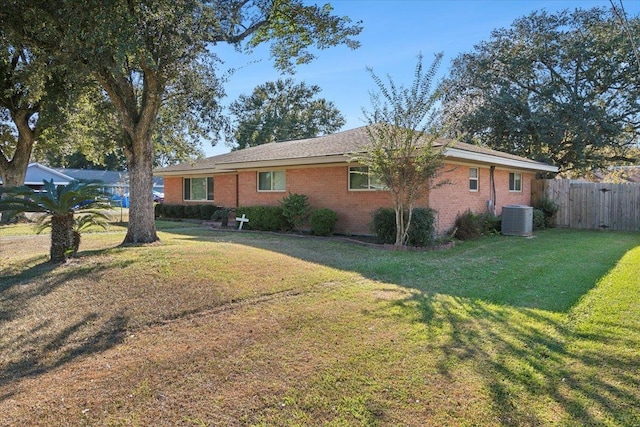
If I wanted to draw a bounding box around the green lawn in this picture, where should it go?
[0,225,638,426]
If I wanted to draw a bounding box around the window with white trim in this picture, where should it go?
[258,170,286,191]
[184,177,214,201]
[509,172,522,192]
[469,167,479,191]
[348,166,385,190]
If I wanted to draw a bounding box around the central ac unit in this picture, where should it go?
[501,205,533,236]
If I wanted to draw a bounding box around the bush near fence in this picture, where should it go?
[532,179,640,231]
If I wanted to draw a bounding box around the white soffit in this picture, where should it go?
[444,148,559,173]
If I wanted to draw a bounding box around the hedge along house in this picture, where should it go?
[154,126,558,235]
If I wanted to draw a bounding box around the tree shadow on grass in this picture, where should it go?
[169,228,639,312]
[0,253,134,397]
[0,310,129,402]
[384,293,640,426]
[165,228,640,425]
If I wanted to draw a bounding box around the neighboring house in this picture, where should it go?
[154,126,558,235]
[0,163,165,205]
[0,163,72,189]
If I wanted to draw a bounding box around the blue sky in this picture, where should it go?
[206,0,640,157]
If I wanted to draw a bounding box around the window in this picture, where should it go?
[509,172,522,192]
[258,171,286,191]
[469,167,479,191]
[184,177,214,201]
[349,166,385,190]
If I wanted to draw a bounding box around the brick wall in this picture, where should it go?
[429,164,534,233]
[163,177,183,204]
[236,166,398,234]
[213,174,237,207]
[162,162,535,235]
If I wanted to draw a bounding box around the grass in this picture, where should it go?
[0,224,639,426]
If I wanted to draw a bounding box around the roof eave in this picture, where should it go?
[444,148,559,173]
[218,154,352,170]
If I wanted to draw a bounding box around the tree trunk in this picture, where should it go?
[122,132,158,244]
[95,69,162,245]
[0,165,29,223]
[50,212,75,263]
[0,111,36,223]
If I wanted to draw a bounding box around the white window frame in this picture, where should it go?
[469,167,479,192]
[509,172,522,192]
[183,177,214,201]
[257,170,286,192]
[348,166,386,191]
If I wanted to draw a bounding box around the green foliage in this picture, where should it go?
[0,179,111,262]
[358,53,447,245]
[442,7,640,174]
[453,210,501,241]
[533,209,546,230]
[229,79,345,149]
[534,197,559,228]
[280,193,310,231]
[0,40,78,196]
[3,0,361,244]
[154,204,218,220]
[212,207,236,228]
[407,208,436,247]
[371,207,436,247]
[371,208,396,244]
[310,208,338,236]
[236,206,288,232]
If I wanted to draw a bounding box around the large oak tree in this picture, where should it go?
[441,7,640,174]
[2,1,361,243]
[229,78,345,149]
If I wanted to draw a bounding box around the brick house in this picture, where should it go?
[154,126,557,235]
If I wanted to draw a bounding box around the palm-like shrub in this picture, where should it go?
[0,179,112,263]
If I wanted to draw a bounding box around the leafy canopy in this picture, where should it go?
[0,179,112,262]
[358,53,447,246]
[1,0,362,244]
[229,78,345,149]
[441,7,640,174]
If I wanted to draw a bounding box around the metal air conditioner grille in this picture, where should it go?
[501,205,533,236]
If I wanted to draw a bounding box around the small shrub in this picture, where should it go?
[454,210,503,240]
[371,207,436,246]
[454,209,483,240]
[371,208,396,244]
[199,204,217,220]
[534,197,559,228]
[236,206,287,231]
[479,213,501,235]
[281,193,310,231]
[310,208,338,236]
[533,208,546,230]
[212,207,236,228]
[172,204,186,218]
[406,208,436,247]
[185,205,200,219]
[154,203,163,218]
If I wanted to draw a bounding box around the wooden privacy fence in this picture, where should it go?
[531,179,640,231]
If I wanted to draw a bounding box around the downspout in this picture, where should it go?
[235,174,239,207]
[488,166,497,215]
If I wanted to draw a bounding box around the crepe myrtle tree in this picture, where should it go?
[1,1,362,245]
[0,179,112,263]
[357,53,449,246]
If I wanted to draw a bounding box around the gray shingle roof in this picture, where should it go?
[155,126,557,174]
